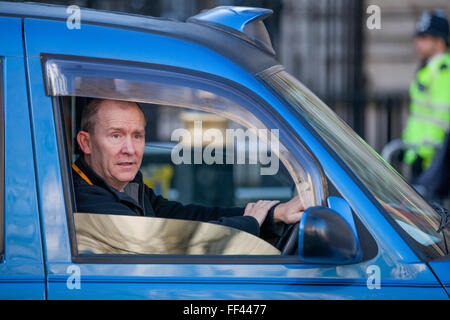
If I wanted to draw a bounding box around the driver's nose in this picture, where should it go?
[121,135,136,155]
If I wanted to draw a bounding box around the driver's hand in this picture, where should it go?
[244,200,280,227]
[273,195,305,224]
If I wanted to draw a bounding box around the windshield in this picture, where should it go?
[265,70,449,259]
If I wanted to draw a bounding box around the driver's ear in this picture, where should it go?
[77,131,92,155]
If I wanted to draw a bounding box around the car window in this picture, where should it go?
[265,70,449,259]
[46,56,325,259]
[61,99,305,256]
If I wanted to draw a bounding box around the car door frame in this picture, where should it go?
[24,16,448,300]
[0,16,46,300]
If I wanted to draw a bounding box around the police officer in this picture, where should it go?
[402,9,450,181]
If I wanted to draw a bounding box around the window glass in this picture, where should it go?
[265,70,449,259]
[47,57,323,257]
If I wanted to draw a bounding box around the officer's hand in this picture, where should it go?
[273,195,305,225]
[244,200,280,227]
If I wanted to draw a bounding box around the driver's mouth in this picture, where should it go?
[117,161,136,169]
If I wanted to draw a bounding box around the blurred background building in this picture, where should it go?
[10,0,450,154]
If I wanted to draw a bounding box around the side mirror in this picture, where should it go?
[298,197,362,264]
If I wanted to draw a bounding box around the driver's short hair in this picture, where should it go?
[80,98,146,134]
[80,98,102,133]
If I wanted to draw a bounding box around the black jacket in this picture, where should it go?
[72,157,282,237]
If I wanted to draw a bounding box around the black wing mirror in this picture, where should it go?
[298,197,363,265]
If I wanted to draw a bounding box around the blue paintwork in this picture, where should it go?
[429,260,450,294]
[327,196,358,234]
[326,196,362,256]
[189,6,272,32]
[0,4,448,299]
[297,197,363,264]
[0,17,46,299]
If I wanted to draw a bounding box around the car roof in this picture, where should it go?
[0,1,279,75]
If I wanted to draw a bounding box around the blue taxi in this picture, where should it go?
[0,2,448,299]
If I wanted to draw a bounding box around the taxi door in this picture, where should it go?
[23,11,448,300]
[0,16,46,299]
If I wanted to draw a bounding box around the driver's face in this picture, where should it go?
[83,100,146,191]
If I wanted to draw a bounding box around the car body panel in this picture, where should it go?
[0,2,447,299]
[0,16,46,299]
[45,262,446,300]
[429,259,450,294]
[0,1,278,75]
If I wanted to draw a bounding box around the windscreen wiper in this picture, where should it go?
[432,203,449,233]
[432,203,449,254]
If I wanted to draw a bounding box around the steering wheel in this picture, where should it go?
[273,181,301,255]
[275,222,299,255]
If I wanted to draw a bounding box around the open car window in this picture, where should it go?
[75,213,280,255]
[46,55,327,259]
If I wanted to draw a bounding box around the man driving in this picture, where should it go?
[72,98,305,238]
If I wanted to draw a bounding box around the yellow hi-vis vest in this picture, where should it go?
[402,52,450,169]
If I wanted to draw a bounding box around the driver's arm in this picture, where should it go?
[146,185,289,237]
[258,195,306,239]
[273,195,305,224]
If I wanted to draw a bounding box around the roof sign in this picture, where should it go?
[188,6,275,56]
